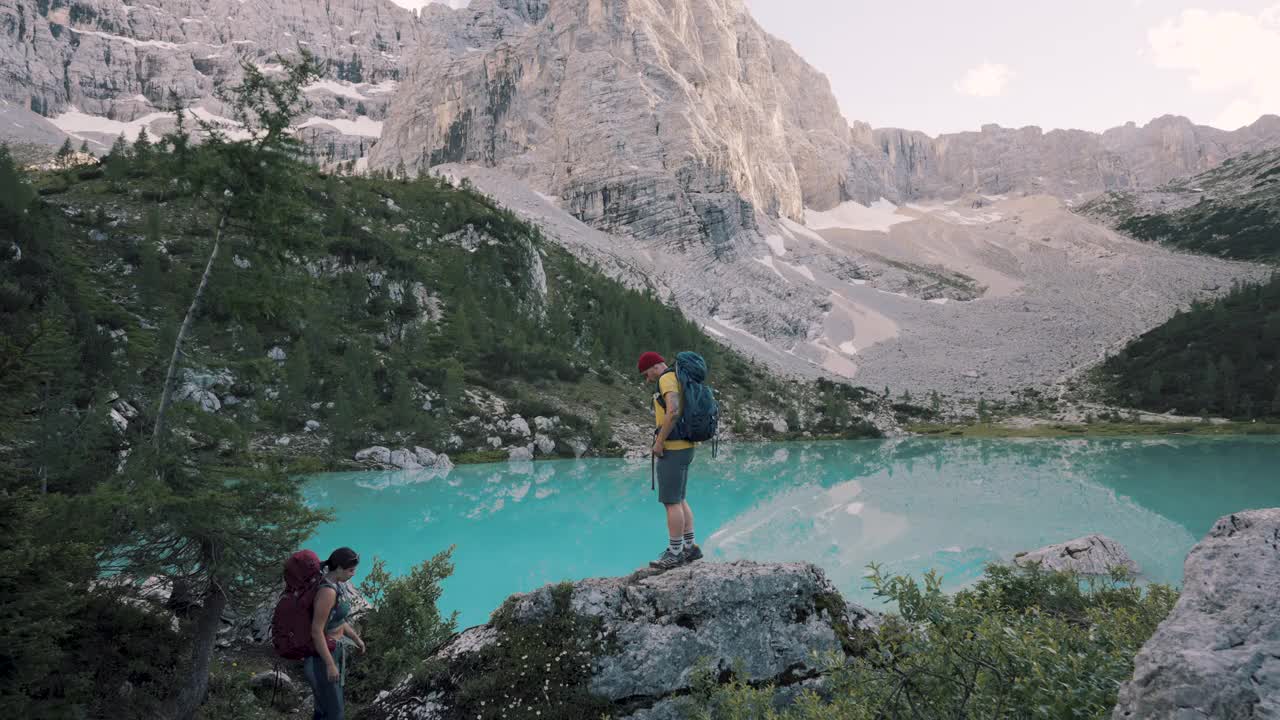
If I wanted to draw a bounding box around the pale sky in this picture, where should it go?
[394,0,1280,137]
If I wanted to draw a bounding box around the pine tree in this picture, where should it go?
[78,139,90,155]
[56,137,74,159]
[1219,355,1238,415]
[120,51,327,720]
[1146,370,1164,404]
[1200,358,1218,413]
[441,358,465,407]
[132,127,153,166]
[284,342,311,416]
[387,362,417,430]
[108,132,130,160]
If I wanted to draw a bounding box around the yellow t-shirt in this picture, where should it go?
[654,371,695,451]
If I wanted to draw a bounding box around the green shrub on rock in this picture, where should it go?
[346,550,459,703]
[689,564,1177,720]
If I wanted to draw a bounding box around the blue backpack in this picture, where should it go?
[657,351,719,443]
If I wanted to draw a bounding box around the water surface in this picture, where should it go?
[304,437,1280,627]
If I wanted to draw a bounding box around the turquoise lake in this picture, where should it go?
[303,437,1280,628]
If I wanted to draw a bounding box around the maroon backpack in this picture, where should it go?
[270,550,335,660]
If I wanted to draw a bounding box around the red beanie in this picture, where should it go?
[636,351,665,374]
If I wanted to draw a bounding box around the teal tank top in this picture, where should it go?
[320,579,352,633]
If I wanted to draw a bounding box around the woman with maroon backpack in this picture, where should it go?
[305,547,365,719]
[271,547,366,719]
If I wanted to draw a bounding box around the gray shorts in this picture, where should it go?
[656,447,695,505]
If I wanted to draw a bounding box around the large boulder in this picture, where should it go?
[355,446,393,466]
[358,561,876,720]
[1113,509,1280,719]
[1014,534,1139,576]
[505,415,532,438]
[249,669,304,711]
[388,449,422,470]
[533,433,556,456]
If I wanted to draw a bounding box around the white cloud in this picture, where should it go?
[1147,4,1280,129]
[952,62,1015,98]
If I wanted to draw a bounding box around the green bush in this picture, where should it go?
[688,564,1177,720]
[346,550,458,703]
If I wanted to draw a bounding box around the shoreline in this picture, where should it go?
[289,423,1280,475]
[905,420,1280,438]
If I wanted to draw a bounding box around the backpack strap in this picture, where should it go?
[654,369,677,410]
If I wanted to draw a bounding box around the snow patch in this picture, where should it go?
[752,255,789,282]
[305,79,369,101]
[363,80,399,96]
[703,325,726,338]
[778,260,815,282]
[778,217,831,247]
[298,116,384,138]
[711,315,771,347]
[839,341,858,355]
[72,29,180,49]
[764,233,786,257]
[50,108,169,141]
[805,198,912,233]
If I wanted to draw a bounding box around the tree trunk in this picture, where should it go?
[165,575,228,720]
[152,211,228,447]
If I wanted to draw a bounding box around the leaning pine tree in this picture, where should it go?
[97,52,330,720]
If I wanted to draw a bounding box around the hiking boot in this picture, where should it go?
[681,543,703,564]
[649,548,683,570]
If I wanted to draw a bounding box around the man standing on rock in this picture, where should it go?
[637,351,703,570]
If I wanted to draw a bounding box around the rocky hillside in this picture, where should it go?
[1081,145,1280,260]
[1,138,890,483]
[1085,148,1280,418]
[0,0,422,160]
[358,0,1280,398]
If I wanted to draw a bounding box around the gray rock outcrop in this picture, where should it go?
[1015,534,1140,576]
[0,0,421,157]
[354,445,393,466]
[1113,509,1280,719]
[358,561,876,720]
[356,445,452,471]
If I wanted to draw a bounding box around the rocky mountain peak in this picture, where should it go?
[370,0,869,250]
[0,0,422,160]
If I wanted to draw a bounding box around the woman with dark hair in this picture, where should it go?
[304,547,366,719]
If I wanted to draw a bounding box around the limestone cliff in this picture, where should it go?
[0,0,421,157]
